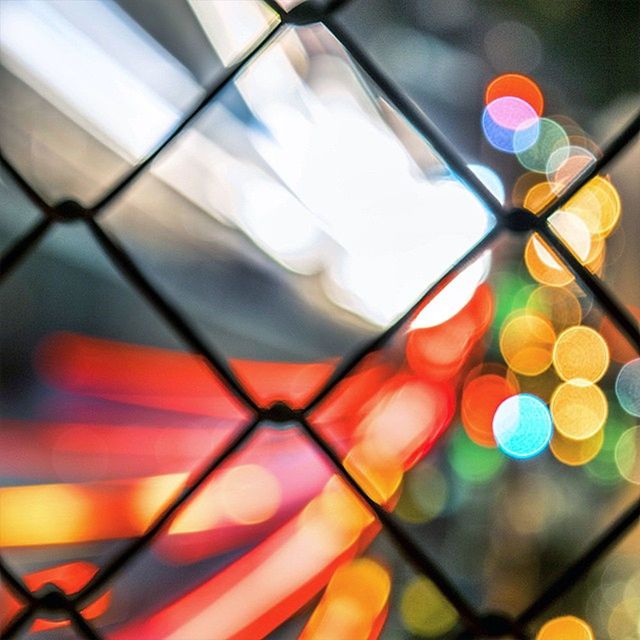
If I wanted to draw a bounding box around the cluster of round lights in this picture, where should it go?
[524,174,621,287]
[462,74,638,472]
[391,73,636,638]
[482,74,544,155]
[482,73,597,184]
[482,74,622,288]
[459,281,640,470]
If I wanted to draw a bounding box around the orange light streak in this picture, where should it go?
[299,558,390,640]
[0,429,332,556]
[2,274,493,638]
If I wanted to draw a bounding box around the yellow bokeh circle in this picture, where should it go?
[553,325,610,382]
[550,380,608,441]
[500,313,556,376]
[550,428,604,466]
[570,176,621,238]
[524,181,556,213]
[525,234,575,287]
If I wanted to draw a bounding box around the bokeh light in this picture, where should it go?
[547,146,596,191]
[486,97,539,131]
[615,426,640,485]
[485,73,544,115]
[0,483,92,547]
[500,313,556,376]
[585,417,627,486]
[400,576,459,637]
[524,233,577,287]
[536,615,594,640]
[552,326,610,383]
[300,558,390,640]
[547,209,607,276]
[516,118,569,173]
[220,464,282,525]
[394,463,448,524]
[615,359,640,417]
[550,429,604,467]
[523,180,556,213]
[564,177,621,238]
[550,380,608,441]
[492,393,552,459]
[482,98,540,153]
[461,373,518,446]
[448,429,505,483]
[469,163,506,203]
[547,211,593,262]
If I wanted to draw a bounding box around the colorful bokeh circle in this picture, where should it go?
[492,393,552,459]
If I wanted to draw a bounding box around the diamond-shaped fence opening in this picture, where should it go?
[1,1,639,639]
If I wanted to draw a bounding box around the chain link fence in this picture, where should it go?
[1,0,639,638]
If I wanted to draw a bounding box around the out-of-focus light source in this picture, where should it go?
[536,615,595,640]
[516,118,569,173]
[400,576,459,637]
[461,373,517,447]
[410,255,492,330]
[499,313,556,376]
[484,22,543,74]
[615,359,640,417]
[615,426,640,484]
[299,558,390,640]
[556,177,621,238]
[547,146,596,190]
[448,429,504,483]
[524,180,556,212]
[468,164,506,203]
[345,377,453,503]
[394,463,449,523]
[0,482,92,547]
[550,429,604,466]
[550,380,608,441]
[552,326,610,383]
[492,393,552,459]
[482,99,540,154]
[525,215,592,287]
[485,73,544,115]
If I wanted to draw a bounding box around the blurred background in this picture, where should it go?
[0,1,639,638]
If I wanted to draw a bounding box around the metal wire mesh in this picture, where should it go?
[1,1,639,638]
